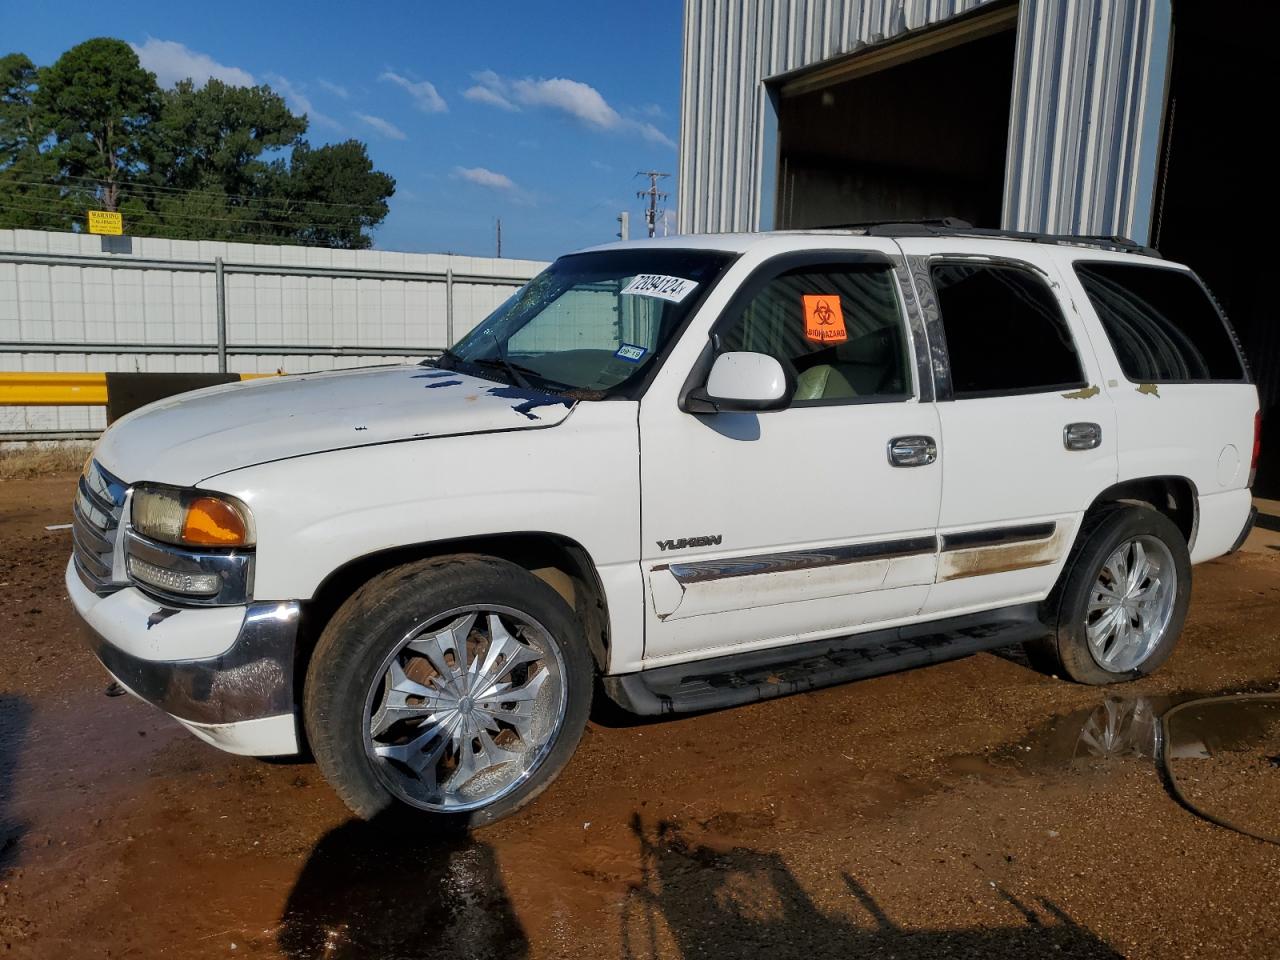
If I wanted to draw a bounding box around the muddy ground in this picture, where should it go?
[2,474,1279,959]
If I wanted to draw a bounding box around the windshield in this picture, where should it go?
[444,249,735,394]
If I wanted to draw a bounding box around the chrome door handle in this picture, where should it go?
[1064,422,1102,451]
[888,435,937,467]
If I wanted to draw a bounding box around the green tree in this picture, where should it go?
[283,140,395,249]
[131,78,308,240]
[0,38,396,247]
[0,52,64,229]
[35,38,160,214]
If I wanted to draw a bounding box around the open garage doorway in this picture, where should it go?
[772,3,1018,230]
[1153,0,1279,496]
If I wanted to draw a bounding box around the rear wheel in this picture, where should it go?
[1030,505,1191,684]
[304,556,593,825]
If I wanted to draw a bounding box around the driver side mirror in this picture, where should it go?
[684,352,794,414]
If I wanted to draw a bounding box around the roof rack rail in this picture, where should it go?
[819,217,975,232]
[815,217,1161,258]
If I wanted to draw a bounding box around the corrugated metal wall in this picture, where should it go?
[1004,0,1167,239]
[0,229,545,439]
[678,0,1170,242]
[678,0,996,234]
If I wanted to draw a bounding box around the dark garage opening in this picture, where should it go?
[773,18,1017,230]
[1154,0,1279,495]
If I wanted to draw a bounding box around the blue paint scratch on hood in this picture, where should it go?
[484,385,576,421]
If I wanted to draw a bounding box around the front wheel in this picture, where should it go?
[304,556,593,826]
[1030,505,1192,685]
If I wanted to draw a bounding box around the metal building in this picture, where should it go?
[678,0,1277,491]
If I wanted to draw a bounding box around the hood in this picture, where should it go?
[94,364,577,486]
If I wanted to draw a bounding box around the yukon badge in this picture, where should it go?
[657,535,723,552]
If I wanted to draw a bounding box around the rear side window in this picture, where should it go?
[931,262,1085,397]
[1074,263,1244,382]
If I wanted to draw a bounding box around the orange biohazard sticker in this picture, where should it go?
[802,294,847,343]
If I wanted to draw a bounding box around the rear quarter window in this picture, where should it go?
[1073,263,1244,382]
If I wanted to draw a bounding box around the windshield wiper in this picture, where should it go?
[469,356,575,394]
[483,333,532,389]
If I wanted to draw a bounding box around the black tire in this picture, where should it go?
[304,554,593,826]
[1028,504,1192,685]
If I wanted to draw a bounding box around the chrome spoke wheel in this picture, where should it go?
[1085,535,1177,672]
[363,604,567,812]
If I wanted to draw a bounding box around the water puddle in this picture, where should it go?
[997,690,1280,844]
[1163,694,1280,844]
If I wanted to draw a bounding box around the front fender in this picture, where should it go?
[202,402,645,670]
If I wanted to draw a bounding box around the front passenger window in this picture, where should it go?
[717,264,912,404]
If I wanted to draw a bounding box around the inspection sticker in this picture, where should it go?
[802,294,847,343]
[615,343,647,362]
[620,274,698,303]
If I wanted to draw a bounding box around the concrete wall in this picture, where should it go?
[0,229,547,439]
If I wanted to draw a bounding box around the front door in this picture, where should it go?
[639,251,943,663]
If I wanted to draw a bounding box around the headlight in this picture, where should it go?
[131,486,255,548]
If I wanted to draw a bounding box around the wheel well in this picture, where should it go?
[294,533,612,701]
[1087,476,1198,545]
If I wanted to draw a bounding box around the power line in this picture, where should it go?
[0,194,366,229]
[635,171,670,239]
[0,200,360,247]
[4,173,382,214]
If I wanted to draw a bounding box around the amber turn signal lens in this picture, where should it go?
[181,496,249,546]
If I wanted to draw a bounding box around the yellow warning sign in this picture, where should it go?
[87,210,123,236]
[803,294,847,343]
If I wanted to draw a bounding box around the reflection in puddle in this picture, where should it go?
[1009,691,1280,846]
[1070,697,1162,761]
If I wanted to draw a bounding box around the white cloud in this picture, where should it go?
[356,113,407,140]
[380,70,447,113]
[512,77,617,129]
[317,78,349,100]
[454,166,517,191]
[466,71,675,148]
[130,38,255,88]
[267,73,340,130]
[464,70,516,110]
[463,84,516,111]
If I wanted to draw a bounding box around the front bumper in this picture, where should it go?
[66,559,301,756]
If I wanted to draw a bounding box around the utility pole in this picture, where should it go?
[496,218,502,258]
[616,211,630,241]
[635,171,670,239]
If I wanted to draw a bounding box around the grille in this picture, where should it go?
[72,460,127,595]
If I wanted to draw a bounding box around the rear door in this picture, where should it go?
[638,246,943,663]
[895,240,1118,616]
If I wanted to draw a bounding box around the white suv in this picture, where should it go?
[67,226,1260,824]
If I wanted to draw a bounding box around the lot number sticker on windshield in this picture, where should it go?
[621,274,699,303]
[802,294,847,343]
[615,343,647,362]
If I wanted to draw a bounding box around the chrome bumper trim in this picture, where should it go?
[124,530,255,606]
[77,601,300,726]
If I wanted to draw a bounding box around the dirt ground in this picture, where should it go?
[2,474,1278,960]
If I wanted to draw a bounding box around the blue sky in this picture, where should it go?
[2,0,685,260]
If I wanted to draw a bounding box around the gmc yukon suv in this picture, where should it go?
[68,226,1260,825]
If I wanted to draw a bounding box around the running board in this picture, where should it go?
[603,604,1048,716]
